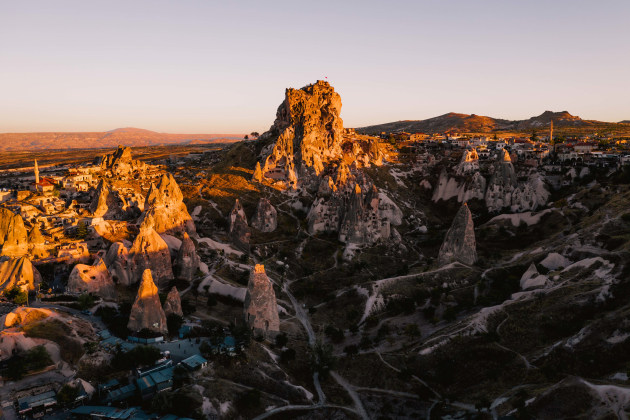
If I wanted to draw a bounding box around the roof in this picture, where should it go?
[18,390,57,411]
[137,366,174,391]
[106,384,136,402]
[71,406,138,419]
[181,354,208,369]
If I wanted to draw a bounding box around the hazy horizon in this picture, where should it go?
[1,0,629,133]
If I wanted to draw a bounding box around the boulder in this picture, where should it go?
[0,256,41,292]
[520,263,548,290]
[67,258,117,300]
[251,198,277,233]
[163,287,183,318]
[244,265,280,338]
[438,203,477,266]
[127,269,168,335]
[0,208,28,257]
[175,232,200,282]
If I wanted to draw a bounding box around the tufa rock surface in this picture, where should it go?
[105,242,133,286]
[98,145,146,177]
[0,256,41,292]
[127,269,168,335]
[175,232,200,282]
[244,265,280,337]
[228,199,250,253]
[67,258,117,300]
[0,208,28,257]
[438,203,477,266]
[28,224,48,259]
[163,286,183,318]
[251,198,278,233]
[129,223,173,289]
[140,173,195,235]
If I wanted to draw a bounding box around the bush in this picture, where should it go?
[57,384,80,405]
[167,314,184,337]
[279,348,296,364]
[4,286,27,305]
[112,345,161,370]
[274,333,288,348]
[78,293,95,310]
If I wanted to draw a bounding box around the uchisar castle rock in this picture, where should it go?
[1,80,629,418]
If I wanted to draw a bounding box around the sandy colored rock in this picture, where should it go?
[252,162,263,183]
[438,203,477,266]
[251,198,277,233]
[228,199,250,253]
[28,224,48,259]
[0,256,41,293]
[244,264,280,337]
[105,242,133,286]
[127,269,168,335]
[98,145,147,177]
[163,286,183,318]
[175,232,199,281]
[129,223,173,289]
[67,258,117,300]
[140,173,195,235]
[0,208,28,257]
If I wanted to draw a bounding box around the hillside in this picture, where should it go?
[357,110,622,134]
[0,127,244,151]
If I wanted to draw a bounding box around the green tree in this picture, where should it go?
[4,286,27,305]
[78,293,95,310]
[57,384,80,405]
[530,130,539,142]
[167,314,184,337]
[309,340,337,379]
[76,221,88,239]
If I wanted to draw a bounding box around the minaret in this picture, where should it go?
[549,120,553,143]
[34,160,39,184]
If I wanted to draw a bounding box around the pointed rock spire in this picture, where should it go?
[251,198,277,233]
[175,232,200,282]
[163,286,183,317]
[127,269,168,335]
[244,265,280,337]
[252,162,263,183]
[437,203,477,266]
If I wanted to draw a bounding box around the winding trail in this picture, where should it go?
[330,371,369,420]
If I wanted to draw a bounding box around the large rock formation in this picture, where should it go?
[251,198,278,233]
[98,145,146,177]
[228,199,250,253]
[90,179,125,219]
[128,223,173,289]
[0,208,28,257]
[0,256,41,292]
[67,258,117,300]
[485,149,518,212]
[437,203,477,266]
[244,265,280,338]
[175,232,199,282]
[163,287,183,318]
[259,81,382,188]
[28,224,48,259]
[339,185,390,244]
[139,173,195,235]
[105,242,133,286]
[127,269,168,335]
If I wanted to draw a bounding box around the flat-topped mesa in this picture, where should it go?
[175,232,200,282]
[163,286,183,317]
[0,256,41,293]
[244,264,280,338]
[437,203,477,266]
[67,258,117,300]
[97,145,146,177]
[0,208,28,258]
[129,223,173,289]
[228,199,250,253]
[139,173,195,235]
[127,269,168,335]
[251,198,277,233]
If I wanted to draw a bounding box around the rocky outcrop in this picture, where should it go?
[163,287,183,318]
[0,256,41,292]
[228,199,250,253]
[520,263,548,290]
[175,232,199,282]
[127,269,167,335]
[339,185,392,245]
[251,198,277,233]
[129,223,173,289]
[90,180,125,219]
[455,149,480,175]
[28,224,48,259]
[67,258,117,300]
[485,150,518,212]
[139,173,195,235]
[438,203,477,266]
[252,162,263,183]
[105,242,133,286]
[244,265,280,338]
[98,145,146,177]
[0,209,28,257]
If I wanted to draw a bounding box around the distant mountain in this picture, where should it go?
[0,128,244,151]
[356,111,604,134]
[620,120,630,124]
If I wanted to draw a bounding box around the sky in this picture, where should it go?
[1,0,629,133]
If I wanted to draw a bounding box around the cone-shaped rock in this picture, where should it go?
[228,199,250,253]
[437,203,477,266]
[251,198,277,233]
[105,242,132,286]
[140,173,195,235]
[28,224,48,259]
[0,208,28,257]
[67,258,117,300]
[163,286,183,318]
[0,256,41,292]
[175,232,200,282]
[252,162,263,183]
[127,269,168,335]
[244,264,280,338]
[129,223,173,289]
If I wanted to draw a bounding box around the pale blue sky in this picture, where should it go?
[1,0,628,133]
